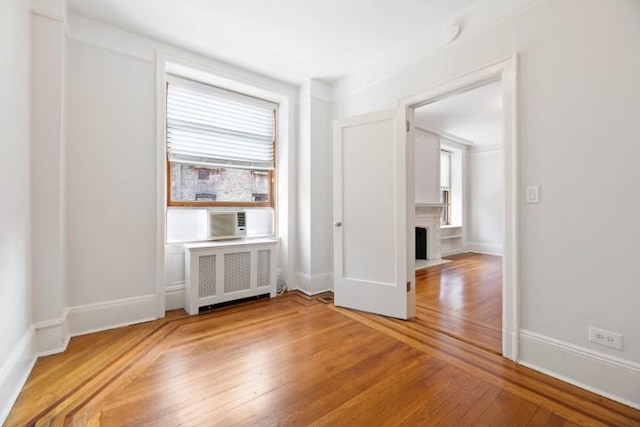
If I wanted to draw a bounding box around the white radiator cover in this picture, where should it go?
[184,238,278,315]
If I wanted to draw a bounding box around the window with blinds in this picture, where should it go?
[440,150,452,224]
[166,76,277,207]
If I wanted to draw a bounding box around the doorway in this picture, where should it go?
[412,80,504,354]
[401,56,519,359]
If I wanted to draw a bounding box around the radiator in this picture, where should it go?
[184,238,278,315]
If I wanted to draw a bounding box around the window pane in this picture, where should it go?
[440,150,451,189]
[170,163,270,204]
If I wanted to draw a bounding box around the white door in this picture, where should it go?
[333,109,415,319]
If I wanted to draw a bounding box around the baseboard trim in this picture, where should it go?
[294,272,333,296]
[34,307,70,356]
[0,327,37,425]
[465,242,503,256]
[166,283,185,311]
[68,294,158,337]
[519,329,640,409]
[441,249,464,257]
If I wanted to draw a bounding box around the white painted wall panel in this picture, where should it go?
[0,0,34,422]
[66,40,157,305]
[468,149,503,252]
[31,12,67,325]
[414,130,440,204]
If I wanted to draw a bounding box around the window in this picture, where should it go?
[166,76,277,207]
[440,150,452,225]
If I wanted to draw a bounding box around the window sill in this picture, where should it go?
[167,236,276,247]
[183,237,278,250]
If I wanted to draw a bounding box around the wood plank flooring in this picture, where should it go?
[416,253,503,354]
[7,291,640,425]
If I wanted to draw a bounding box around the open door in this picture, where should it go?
[333,109,415,319]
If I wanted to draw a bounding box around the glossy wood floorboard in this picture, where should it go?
[416,253,503,353]
[7,293,640,426]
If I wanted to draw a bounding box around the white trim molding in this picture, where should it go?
[165,283,185,311]
[519,330,640,409]
[400,54,519,361]
[465,242,503,256]
[415,126,474,146]
[0,328,37,425]
[34,307,70,356]
[294,272,334,296]
[467,144,503,154]
[441,249,465,257]
[31,0,66,23]
[68,294,157,337]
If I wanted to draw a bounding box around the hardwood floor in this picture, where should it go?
[416,253,503,354]
[7,292,640,426]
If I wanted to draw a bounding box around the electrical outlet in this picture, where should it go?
[588,327,623,350]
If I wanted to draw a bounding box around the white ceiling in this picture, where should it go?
[67,0,476,84]
[414,81,503,146]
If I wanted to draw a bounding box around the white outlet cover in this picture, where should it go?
[588,327,623,350]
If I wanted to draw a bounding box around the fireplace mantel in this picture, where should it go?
[415,203,444,260]
[416,203,445,216]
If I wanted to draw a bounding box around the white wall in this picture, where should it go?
[295,80,333,295]
[466,146,504,255]
[0,0,36,422]
[31,1,70,355]
[413,129,440,204]
[333,0,640,407]
[66,38,157,307]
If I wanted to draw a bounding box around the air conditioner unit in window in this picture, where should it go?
[207,211,246,240]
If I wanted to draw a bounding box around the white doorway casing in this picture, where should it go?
[402,55,519,360]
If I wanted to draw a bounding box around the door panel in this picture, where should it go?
[333,109,414,319]
[341,121,395,284]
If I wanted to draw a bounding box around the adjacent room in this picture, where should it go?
[413,81,505,354]
[2,0,639,424]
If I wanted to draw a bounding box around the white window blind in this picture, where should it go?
[440,150,451,189]
[166,76,277,170]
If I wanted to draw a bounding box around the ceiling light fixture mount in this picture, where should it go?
[443,22,461,43]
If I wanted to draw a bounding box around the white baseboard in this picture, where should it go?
[502,329,518,361]
[519,330,640,409]
[34,307,70,356]
[294,272,333,296]
[441,249,464,257]
[0,328,37,425]
[68,294,158,337]
[166,283,185,311]
[465,242,503,256]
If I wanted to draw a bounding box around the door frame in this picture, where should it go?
[399,54,519,360]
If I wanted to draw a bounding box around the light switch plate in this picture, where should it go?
[526,186,540,204]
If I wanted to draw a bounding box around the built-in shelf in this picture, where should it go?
[440,224,464,255]
[441,235,462,240]
[415,203,446,208]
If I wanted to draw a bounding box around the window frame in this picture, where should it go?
[165,90,277,208]
[166,161,275,208]
[441,188,452,225]
[440,149,452,225]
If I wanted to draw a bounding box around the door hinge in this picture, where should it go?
[406,281,411,292]
[406,121,410,132]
